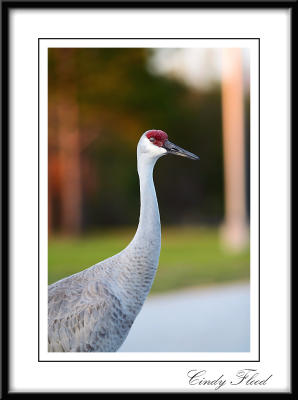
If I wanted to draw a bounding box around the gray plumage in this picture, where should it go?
[48,236,160,352]
[48,130,198,352]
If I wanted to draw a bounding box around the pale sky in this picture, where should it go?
[149,48,250,92]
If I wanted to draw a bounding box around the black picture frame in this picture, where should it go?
[1,0,294,396]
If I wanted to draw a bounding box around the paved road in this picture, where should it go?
[119,282,250,352]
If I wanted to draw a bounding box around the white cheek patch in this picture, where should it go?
[137,134,167,161]
[145,138,167,157]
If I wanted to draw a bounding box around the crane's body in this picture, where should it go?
[48,130,199,352]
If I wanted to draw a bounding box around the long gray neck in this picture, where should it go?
[118,154,161,310]
[135,155,161,242]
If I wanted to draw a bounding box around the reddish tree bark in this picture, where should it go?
[53,49,82,235]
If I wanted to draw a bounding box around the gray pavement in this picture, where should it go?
[119,282,250,352]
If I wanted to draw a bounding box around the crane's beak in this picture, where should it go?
[163,140,200,160]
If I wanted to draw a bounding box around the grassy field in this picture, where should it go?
[48,226,250,293]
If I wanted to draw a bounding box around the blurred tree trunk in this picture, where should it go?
[221,48,248,251]
[54,49,82,235]
[48,181,52,235]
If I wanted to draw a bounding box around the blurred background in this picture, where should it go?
[48,47,250,352]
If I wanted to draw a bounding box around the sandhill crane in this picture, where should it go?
[48,130,199,352]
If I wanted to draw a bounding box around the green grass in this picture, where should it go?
[48,226,250,293]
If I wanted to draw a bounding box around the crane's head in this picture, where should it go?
[138,129,199,161]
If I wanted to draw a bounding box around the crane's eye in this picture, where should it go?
[149,137,155,143]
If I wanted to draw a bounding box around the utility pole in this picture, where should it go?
[221,48,249,251]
